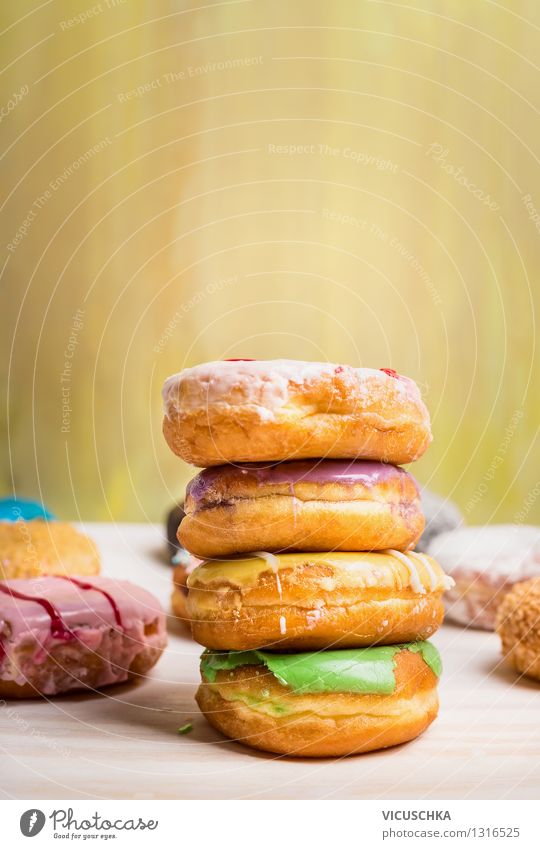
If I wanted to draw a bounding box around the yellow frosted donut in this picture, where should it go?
[187,550,453,651]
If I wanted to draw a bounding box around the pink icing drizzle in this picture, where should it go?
[380,367,401,379]
[56,575,124,630]
[0,583,74,641]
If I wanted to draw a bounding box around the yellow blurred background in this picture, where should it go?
[1,0,539,524]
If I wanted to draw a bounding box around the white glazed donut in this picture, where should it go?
[428,524,540,630]
[162,359,432,466]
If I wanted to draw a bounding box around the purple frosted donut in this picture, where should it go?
[180,459,424,558]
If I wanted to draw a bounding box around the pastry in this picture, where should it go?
[496,577,540,681]
[0,576,167,697]
[428,524,540,630]
[197,641,441,756]
[187,550,453,650]
[171,552,201,621]
[180,460,424,558]
[0,520,100,581]
[162,360,432,467]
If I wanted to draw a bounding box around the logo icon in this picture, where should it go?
[20,809,46,837]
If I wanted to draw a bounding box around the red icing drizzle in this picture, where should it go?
[57,576,124,630]
[0,583,74,641]
[223,358,255,361]
[334,365,345,374]
[380,368,400,379]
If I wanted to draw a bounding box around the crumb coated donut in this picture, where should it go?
[496,578,540,682]
[162,360,431,467]
[428,524,540,630]
[0,576,167,697]
[0,520,100,580]
[187,550,453,650]
[180,460,424,558]
[171,552,201,622]
[196,642,441,757]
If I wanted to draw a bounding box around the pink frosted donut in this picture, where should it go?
[162,360,432,466]
[0,576,167,697]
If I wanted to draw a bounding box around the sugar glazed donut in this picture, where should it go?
[496,577,540,682]
[180,460,424,558]
[162,360,432,467]
[0,576,167,697]
[187,550,453,651]
[197,642,441,756]
[428,524,540,630]
[0,520,100,581]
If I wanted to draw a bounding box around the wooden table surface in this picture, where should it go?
[1,523,539,800]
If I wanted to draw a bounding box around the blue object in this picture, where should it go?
[0,497,55,522]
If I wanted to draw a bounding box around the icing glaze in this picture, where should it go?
[187,550,451,594]
[186,459,418,503]
[56,576,124,629]
[162,359,421,418]
[379,368,400,379]
[0,497,54,522]
[386,549,426,594]
[0,576,167,691]
[428,525,540,630]
[428,524,540,581]
[0,583,73,641]
[200,641,442,694]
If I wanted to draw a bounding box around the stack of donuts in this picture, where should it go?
[163,359,454,757]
